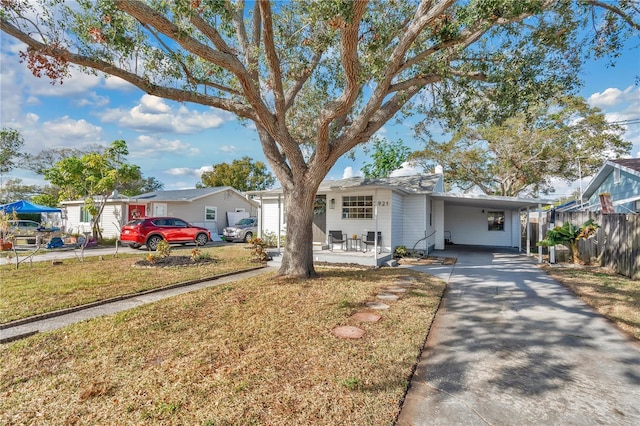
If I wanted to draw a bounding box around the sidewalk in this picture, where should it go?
[397,246,640,425]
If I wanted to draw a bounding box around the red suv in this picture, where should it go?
[120,217,211,250]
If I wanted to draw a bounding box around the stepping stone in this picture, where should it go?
[377,293,400,301]
[366,301,390,310]
[384,286,407,293]
[393,280,414,287]
[398,276,417,281]
[351,312,382,323]
[332,325,365,339]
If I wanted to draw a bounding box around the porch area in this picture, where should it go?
[268,244,395,268]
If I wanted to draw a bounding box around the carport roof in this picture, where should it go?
[430,192,554,210]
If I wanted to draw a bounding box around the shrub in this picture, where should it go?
[248,237,270,262]
[394,245,409,258]
[155,240,172,258]
[190,248,211,262]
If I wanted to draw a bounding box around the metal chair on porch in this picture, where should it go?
[362,231,382,253]
[328,230,346,251]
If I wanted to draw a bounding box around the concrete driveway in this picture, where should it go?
[397,246,640,426]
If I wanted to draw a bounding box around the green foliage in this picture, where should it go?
[393,245,409,259]
[2,0,637,277]
[537,219,600,264]
[0,128,25,177]
[411,95,631,196]
[199,157,275,192]
[43,140,142,239]
[261,230,285,248]
[361,137,412,179]
[155,240,172,258]
[190,248,212,262]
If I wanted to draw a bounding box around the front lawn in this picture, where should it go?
[0,245,258,323]
[543,265,640,340]
[0,268,446,425]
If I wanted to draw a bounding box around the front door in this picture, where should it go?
[312,195,327,243]
[128,205,146,221]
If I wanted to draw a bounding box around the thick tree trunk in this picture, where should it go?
[277,184,317,278]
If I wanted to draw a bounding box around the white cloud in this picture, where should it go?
[220,145,238,153]
[343,166,360,178]
[390,161,422,177]
[25,116,104,152]
[100,95,232,134]
[164,165,211,178]
[587,86,639,108]
[129,135,200,158]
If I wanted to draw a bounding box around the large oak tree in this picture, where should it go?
[411,95,632,196]
[2,0,637,277]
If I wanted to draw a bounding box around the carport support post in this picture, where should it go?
[549,208,555,264]
[525,207,530,256]
[538,203,543,264]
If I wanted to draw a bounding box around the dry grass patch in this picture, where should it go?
[542,265,640,340]
[0,245,257,323]
[0,267,446,425]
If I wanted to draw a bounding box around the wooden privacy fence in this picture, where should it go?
[539,211,640,280]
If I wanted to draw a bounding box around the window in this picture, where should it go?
[80,207,93,223]
[205,206,217,221]
[487,211,505,231]
[614,168,621,184]
[342,195,373,219]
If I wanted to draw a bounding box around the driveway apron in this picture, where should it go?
[397,246,640,426]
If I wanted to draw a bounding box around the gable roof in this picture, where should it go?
[61,186,259,207]
[251,174,443,196]
[132,187,232,202]
[583,159,640,199]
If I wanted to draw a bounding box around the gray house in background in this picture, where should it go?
[61,187,259,239]
[581,159,640,214]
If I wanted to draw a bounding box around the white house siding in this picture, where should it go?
[402,195,436,254]
[100,204,124,238]
[391,192,404,252]
[511,210,521,250]
[325,189,392,252]
[444,204,518,247]
[259,197,284,238]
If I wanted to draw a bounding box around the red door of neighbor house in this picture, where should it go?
[128,205,146,221]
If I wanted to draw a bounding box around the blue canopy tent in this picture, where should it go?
[0,200,62,214]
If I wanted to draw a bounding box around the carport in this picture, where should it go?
[429,192,554,262]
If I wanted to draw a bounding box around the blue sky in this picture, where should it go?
[1,31,638,199]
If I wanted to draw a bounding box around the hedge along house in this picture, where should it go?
[61,187,259,240]
[249,174,554,266]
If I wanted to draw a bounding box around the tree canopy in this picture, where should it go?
[411,95,632,197]
[2,0,637,277]
[44,140,142,238]
[361,138,411,179]
[199,156,275,191]
[0,128,25,180]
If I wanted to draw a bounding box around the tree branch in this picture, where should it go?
[582,0,640,30]
[315,0,368,163]
[0,18,255,119]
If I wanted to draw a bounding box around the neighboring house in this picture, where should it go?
[249,174,552,257]
[580,159,640,214]
[61,187,259,239]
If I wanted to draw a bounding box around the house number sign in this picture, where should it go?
[377,201,389,206]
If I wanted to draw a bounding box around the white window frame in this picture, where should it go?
[205,206,217,221]
[80,206,93,223]
[487,210,505,231]
[342,195,373,219]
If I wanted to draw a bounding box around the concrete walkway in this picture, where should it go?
[397,246,640,426]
